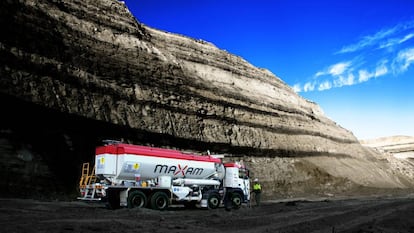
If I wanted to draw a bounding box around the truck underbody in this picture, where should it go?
[79,180,247,210]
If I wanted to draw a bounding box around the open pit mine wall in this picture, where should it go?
[1,0,413,198]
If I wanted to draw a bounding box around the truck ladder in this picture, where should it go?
[79,163,97,187]
[78,163,101,201]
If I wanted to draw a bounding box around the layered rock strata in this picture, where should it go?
[1,0,413,198]
[361,136,414,158]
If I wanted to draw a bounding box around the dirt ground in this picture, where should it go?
[2,194,414,233]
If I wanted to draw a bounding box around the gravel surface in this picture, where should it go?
[2,195,414,233]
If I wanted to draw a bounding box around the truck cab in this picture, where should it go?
[222,162,250,209]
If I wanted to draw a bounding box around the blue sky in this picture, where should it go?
[123,0,414,140]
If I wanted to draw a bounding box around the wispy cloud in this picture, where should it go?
[375,60,388,77]
[358,60,389,83]
[358,70,373,83]
[294,61,354,92]
[294,59,391,93]
[337,28,396,54]
[293,20,414,93]
[379,33,414,49]
[318,81,332,91]
[329,62,351,76]
[337,20,414,54]
[392,48,414,73]
[315,62,351,77]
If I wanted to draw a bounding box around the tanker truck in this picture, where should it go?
[78,141,251,210]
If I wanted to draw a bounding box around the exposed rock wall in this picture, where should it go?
[1,0,413,199]
[0,0,359,155]
[359,136,414,191]
[361,136,414,157]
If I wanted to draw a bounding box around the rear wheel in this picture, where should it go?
[207,193,221,209]
[127,191,147,209]
[150,192,169,210]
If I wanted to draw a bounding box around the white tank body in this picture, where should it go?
[95,143,223,182]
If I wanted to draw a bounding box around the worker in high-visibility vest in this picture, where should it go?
[252,178,262,206]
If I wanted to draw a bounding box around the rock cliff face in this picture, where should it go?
[361,136,414,158]
[1,0,413,199]
[359,136,414,190]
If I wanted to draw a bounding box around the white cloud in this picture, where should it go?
[334,73,355,87]
[338,28,396,53]
[379,33,414,49]
[296,59,389,92]
[358,70,373,83]
[375,61,388,77]
[346,73,356,86]
[400,33,414,43]
[318,81,332,91]
[337,20,414,54]
[315,61,351,77]
[315,71,325,77]
[293,20,414,93]
[292,84,301,93]
[392,47,414,73]
[358,61,388,83]
[295,61,354,92]
[329,62,351,76]
[303,82,316,92]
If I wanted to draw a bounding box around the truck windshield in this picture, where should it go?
[239,168,249,179]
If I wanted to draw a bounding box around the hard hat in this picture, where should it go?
[254,178,258,182]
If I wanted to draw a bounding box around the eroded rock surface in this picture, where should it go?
[1,0,413,199]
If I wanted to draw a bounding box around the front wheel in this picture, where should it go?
[231,192,242,209]
[150,192,169,210]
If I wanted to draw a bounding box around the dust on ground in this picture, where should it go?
[2,194,414,233]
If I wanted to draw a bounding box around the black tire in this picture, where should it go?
[127,191,147,209]
[207,193,221,209]
[231,192,243,209]
[150,192,169,210]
